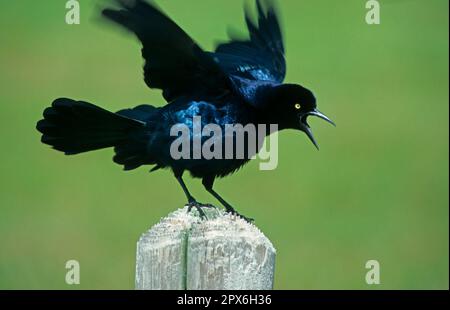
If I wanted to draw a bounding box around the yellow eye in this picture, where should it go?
[295,103,301,110]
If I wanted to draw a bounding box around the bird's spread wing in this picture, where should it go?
[212,0,286,84]
[103,0,231,102]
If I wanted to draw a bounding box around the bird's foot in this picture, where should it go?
[187,201,206,219]
[201,203,217,209]
[186,201,216,219]
[225,209,254,223]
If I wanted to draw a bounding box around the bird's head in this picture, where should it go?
[262,84,335,149]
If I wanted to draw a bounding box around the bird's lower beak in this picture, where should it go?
[301,125,319,149]
[299,109,335,150]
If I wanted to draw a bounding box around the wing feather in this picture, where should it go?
[103,0,231,102]
[213,0,286,83]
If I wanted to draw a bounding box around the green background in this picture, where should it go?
[0,0,448,289]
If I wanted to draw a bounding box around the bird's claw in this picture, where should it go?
[186,201,252,223]
[186,201,215,219]
[202,203,217,209]
[227,210,254,223]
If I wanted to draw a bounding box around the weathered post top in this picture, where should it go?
[136,207,276,290]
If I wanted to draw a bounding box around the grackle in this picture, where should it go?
[36,0,334,221]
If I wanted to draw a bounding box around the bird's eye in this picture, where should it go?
[294,103,301,110]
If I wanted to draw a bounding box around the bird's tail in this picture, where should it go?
[36,98,146,156]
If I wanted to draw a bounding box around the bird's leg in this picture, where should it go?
[175,175,207,218]
[176,175,196,204]
[176,175,214,219]
[202,176,254,223]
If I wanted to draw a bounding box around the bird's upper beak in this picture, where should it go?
[299,109,335,150]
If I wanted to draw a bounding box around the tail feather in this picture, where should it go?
[36,98,145,155]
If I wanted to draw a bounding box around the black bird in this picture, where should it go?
[36,0,334,221]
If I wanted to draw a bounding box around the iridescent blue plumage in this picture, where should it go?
[37,0,334,221]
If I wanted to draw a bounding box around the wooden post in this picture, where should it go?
[135,207,276,290]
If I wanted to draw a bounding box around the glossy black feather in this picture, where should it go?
[103,0,232,102]
[37,98,145,155]
[213,0,286,83]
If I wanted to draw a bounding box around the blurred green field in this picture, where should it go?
[0,0,448,289]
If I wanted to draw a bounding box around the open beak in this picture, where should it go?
[299,109,335,150]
